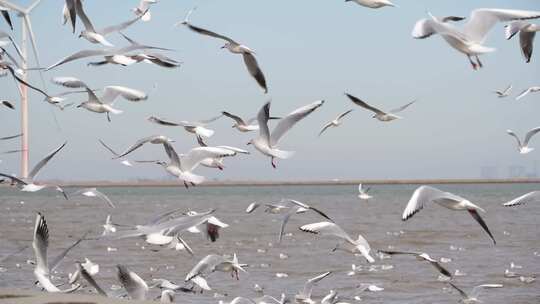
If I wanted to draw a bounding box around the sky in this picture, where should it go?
[0,0,539,182]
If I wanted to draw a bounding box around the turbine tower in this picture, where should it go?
[0,0,43,178]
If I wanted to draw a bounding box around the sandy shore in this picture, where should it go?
[0,288,155,304]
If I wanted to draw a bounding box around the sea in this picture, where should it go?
[0,183,539,304]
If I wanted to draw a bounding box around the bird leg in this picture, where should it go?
[467,55,478,70]
[475,55,483,68]
[271,157,276,169]
[106,112,111,122]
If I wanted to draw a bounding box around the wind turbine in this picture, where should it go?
[0,0,43,178]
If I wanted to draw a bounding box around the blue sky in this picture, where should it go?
[0,0,539,181]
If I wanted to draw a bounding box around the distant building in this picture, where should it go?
[508,165,526,178]
[480,166,498,179]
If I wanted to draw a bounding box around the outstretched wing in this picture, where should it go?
[402,185,464,221]
[180,147,235,172]
[504,191,540,207]
[183,22,236,44]
[222,111,246,125]
[389,99,416,114]
[270,100,324,146]
[345,93,385,115]
[33,213,49,273]
[523,126,540,146]
[299,221,352,242]
[467,209,496,245]
[243,53,268,93]
[100,86,147,104]
[29,141,67,180]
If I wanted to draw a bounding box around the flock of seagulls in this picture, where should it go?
[0,0,539,303]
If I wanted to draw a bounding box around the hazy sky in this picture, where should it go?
[0,0,539,181]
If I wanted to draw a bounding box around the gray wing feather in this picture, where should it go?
[29,141,67,180]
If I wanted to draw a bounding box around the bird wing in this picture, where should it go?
[28,141,67,180]
[116,265,148,301]
[270,100,324,146]
[100,86,147,104]
[180,147,236,172]
[116,136,155,158]
[523,126,540,146]
[463,9,540,43]
[345,93,385,115]
[77,262,107,296]
[505,21,527,40]
[64,0,77,34]
[378,250,419,256]
[51,76,88,89]
[0,173,27,186]
[32,213,49,273]
[222,111,246,125]
[256,102,271,145]
[74,0,96,32]
[147,116,181,126]
[389,99,416,114]
[198,113,223,124]
[99,13,143,35]
[519,30,536,63]
[183,22,236,43]
[467,209,496,245]
[4,65,49,98]
[242,53,268,93]
[470,284,503,299]
[301,271,332,299]
[278,208,296,243]
[337,109,353,120]
[185,254,226,281]
[1,9,12,30]
[448,283,469,299]
[411,18,441,39]
[502,84,512,95]
[287,199,333,222]
[50,231,88,272]
[504,191,540,207]
[318,122,333,137]
[46,49,112,70]
[1,100,14,109]
[429,260,453,278]
[402,185,463,221]
[299,221,352,242]
[98,139,120,157]
[81,188,115,208]
[163,141,181,167]
[506,129,522,148]
[245,202,260,213]
[216,146,250,154]
[0,133,22,140]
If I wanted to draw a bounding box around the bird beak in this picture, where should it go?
[76,104,82,108]
[246,142,251,146]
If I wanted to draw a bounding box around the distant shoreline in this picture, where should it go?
[4,178,538,188]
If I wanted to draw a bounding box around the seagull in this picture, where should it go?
[147,114,222,138]
[117,265,149,300]
[249,100,324,168]
[295,271,332,304]
[75,261,107,296]
[300,221,374,263]
[318,110,353,137]
[32,213,83,293]
[113,135,175,159]
[0,141,68,198]
[412,9,540,69]
[139,142,236,187]
[74,0,145,47]
[132,0,157,22]
[448,283,503,304]
[493,84,512,98]
[515,86,540,100]
[222,111,280,133]
[1,100,14,109]
[177,7,268,93]
[72,188,115,208]
[184,210,229,242]
[358,184,372,200]
[507,127,540,154]
[102,215,117,236]
[53,77,148,121]
[503,191,540,207]
[505,21,540,62]
[402,185,496,245]
[344,0,396,9]
[195,135,250,170]
[346,93,415,122]
[378,250,452,277]
[98,139,133,167]
[277,199,334,243]
[185,254,247,285]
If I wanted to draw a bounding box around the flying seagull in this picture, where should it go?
[74,0,145,47]
[132,0,157,22]
[72,188,116,208]
[113,135,175,159]
[515,86,540,100]
[318,110,353,137]
[507,127,540,154]
[0,141,68,198]
[249,100,324,168]
[358,184,372,200]
[32,213,83,293]
[402,185,496,245]
[147,114,222,138]
[278,199,334,243]
[295,272,332,304]
[412,9,540,69]
[503,191,540,207]
[177,7,268,93]
[97,139,133,167]
[493,84,512,98]
[505,21,540,62]
[448,282,503,304]
[378,250,452,277]
[300,221,375,263]
[344,0,396,9]
[185,253,247,285]
[346,93,415,122]
[221,111,280,133]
